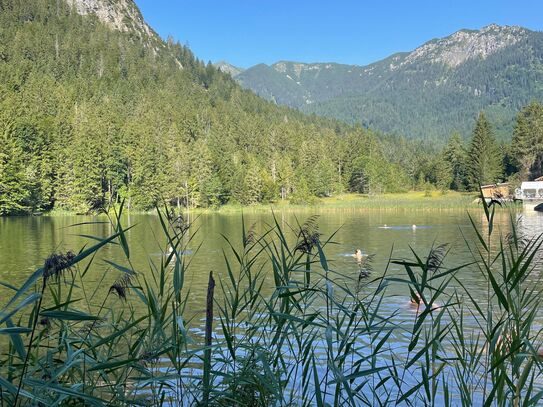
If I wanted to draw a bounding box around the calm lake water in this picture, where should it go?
[3,207,543,403]
[2,207,542,319]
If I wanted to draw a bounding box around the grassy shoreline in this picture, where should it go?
[197,191,483,213]
[38,191,489,217]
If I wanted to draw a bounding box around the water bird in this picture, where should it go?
[412,224,417,230]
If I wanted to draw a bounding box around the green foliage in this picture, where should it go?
[0,0,423,215]
[442,133,468,191]
[467,112,503,189]
[512,101,543,180]
[1,0,541,216]
[0,122,29,214]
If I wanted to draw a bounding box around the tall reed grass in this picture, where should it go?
[1,197,542,406]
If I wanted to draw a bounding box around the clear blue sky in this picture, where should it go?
[135,0,543,68]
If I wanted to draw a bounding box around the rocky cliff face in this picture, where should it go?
[65,0,154,38]
[214,61,245,77]
[400,24,528,68]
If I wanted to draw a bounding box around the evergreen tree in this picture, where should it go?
[243,163,263,205]
[442,133,468,191]
[512,101,543,179]
[0,124,29,214]
[432,156,453,192]
[467,113,503,189]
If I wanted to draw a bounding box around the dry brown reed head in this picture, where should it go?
[109,274,132,300]
[427,244,448,273]
[244,223,257,247]
[43,251,76,282]
[139,349,160,367]
[295,215,321,254]
[168,212,191,235]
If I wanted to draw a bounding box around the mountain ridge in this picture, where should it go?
[225,24,543,141]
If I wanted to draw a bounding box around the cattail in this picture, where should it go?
[43,251,76,282]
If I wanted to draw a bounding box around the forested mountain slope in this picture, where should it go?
[0,0,414,214]
[229,25,543,141]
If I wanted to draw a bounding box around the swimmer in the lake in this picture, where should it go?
[410,292,422,307]
[409,292,440,311]
[353,249,364,264]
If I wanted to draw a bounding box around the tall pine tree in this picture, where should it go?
[467,112,503,190]
[512,101,543,180]
[0,124,29,214]
[443,133,468,191]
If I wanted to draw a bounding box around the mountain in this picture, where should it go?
[67,0,155,38]
[230,24,543,141]
[214,60,244,77]
[0,0,415,215]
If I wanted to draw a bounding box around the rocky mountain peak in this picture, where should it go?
[401,24,528,68]
[65,0,154,38]
[214,61,245,77]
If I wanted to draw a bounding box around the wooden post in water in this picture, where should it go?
[202,271,215,405]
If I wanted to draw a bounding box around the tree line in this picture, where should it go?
[423,102,543,193]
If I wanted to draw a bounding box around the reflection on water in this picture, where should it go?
[1,208,535,317]
[3,207,543,402]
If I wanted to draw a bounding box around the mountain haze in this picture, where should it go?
[229,24,543,141]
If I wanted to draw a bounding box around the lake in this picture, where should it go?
[2,206,543,404]
[1,207,540,323]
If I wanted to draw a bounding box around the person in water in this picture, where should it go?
[353,249,364,264]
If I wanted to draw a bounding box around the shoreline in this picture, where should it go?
[2,191,505,217]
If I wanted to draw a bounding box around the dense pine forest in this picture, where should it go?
[0,0,542,216]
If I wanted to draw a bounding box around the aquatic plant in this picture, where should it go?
[0,199,542,405]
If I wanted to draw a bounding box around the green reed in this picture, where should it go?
[1,197,542,406]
